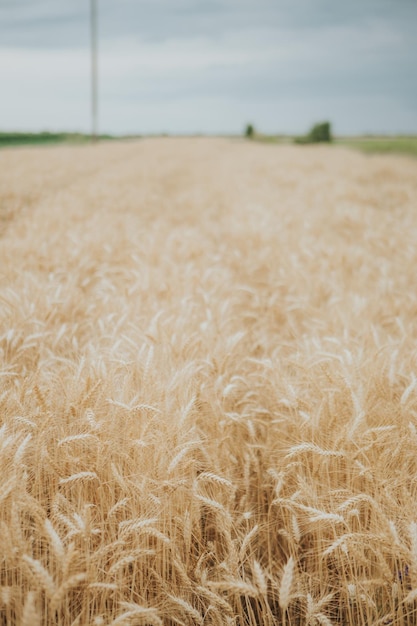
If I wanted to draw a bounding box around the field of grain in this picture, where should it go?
[1,138,417,625]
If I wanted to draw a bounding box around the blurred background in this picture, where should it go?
[0,0,416,138]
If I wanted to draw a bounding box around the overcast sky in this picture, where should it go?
[1,0,416,135]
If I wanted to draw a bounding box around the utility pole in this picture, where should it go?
[90,0,98,142]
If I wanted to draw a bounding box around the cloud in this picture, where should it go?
[2,0,416,48]
[0,0,416,133]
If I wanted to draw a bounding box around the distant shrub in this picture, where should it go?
[308,121,332,142]
[245,124,255,139]
[295,121,333,144]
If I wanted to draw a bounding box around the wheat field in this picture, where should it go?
[1,138,417,625]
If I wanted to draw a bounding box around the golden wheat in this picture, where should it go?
[1,138,417,624]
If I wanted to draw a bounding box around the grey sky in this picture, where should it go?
[1,0,416,135]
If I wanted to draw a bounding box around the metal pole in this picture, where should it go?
[91,0,98,142]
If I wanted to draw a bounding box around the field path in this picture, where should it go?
[1,138,417,625]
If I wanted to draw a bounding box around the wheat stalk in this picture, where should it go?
[21,592,40,626]
[279,555,295,625]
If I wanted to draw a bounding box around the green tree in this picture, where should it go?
[245,123,255,139]
[308,121,332,143]
[295,121,333,144]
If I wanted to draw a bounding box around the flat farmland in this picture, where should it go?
[1,138,417,625]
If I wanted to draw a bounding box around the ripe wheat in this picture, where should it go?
[1,138,417,624]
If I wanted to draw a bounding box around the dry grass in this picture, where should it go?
[1,138,417,625]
